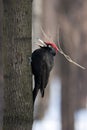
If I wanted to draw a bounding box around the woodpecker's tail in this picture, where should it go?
[40,89,44,97]
[33,87,39,104]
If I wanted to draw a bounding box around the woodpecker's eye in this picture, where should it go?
[47,44,56,56]
[48,45,52,48]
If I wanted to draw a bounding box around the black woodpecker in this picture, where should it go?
[31,39,58,103]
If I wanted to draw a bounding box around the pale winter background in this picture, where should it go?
[32,0,87,130]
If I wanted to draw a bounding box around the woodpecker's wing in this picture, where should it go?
[40,52,54,97]
[31,48,54,98]
[40,60,50,97]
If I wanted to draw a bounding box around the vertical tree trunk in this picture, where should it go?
[60,58,75,130]
[0,0,4,129]
[2,0,33,129]
[58,29,75,130]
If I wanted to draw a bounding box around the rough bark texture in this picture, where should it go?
[0,0,4,129]
[2,0,33,129]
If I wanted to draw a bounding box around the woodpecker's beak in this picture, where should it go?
[38,39,47,47]
[35,43,43,47]
[35,39,46,47]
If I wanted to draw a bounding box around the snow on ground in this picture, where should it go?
[75,109,87,130]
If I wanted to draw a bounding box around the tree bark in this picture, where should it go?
[0,0,4,129]
[2,0,33,129]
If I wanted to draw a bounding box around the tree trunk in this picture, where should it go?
[2,0,33,129]
[0,0,4,129]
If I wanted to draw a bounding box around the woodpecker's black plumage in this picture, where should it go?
[31,44,57,103]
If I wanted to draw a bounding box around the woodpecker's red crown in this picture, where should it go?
[38,39,58,53]
[45,42,58,53]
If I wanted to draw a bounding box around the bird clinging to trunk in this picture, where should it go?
[31,39,58,103]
